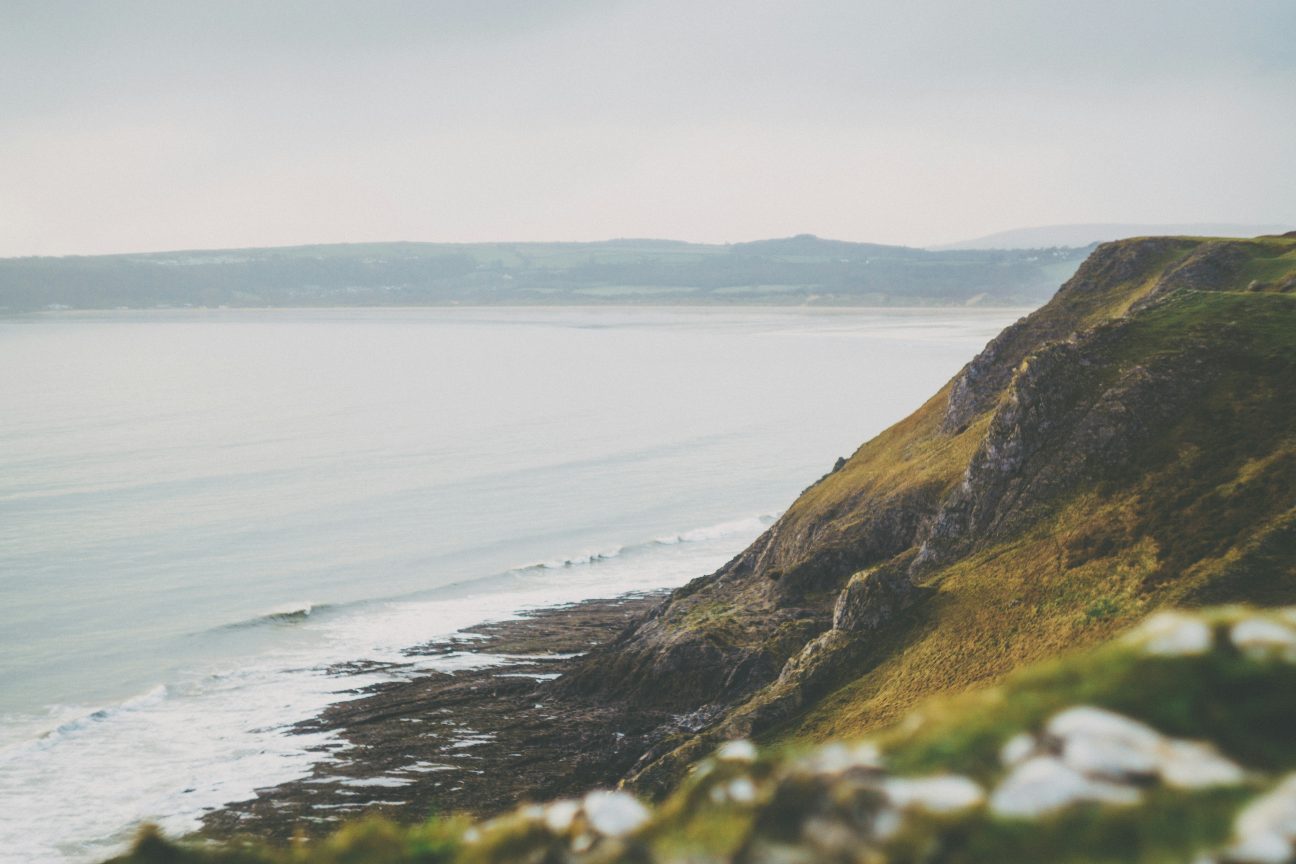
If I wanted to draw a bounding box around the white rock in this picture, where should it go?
[544,799,581,834]
[990,756,1142,818]
[871,807,904,841]
[727,776,758,804]
[1132,611,1214,656]
[1231,775,1296,864]
[803,741,883,775]
[1231,618,1296,659]
[1158,740,1245,789]
[1229,833,1293,864]
[582,790,649,837]
[1062,733,1161,780]
[716,739,758,763]
[999,732,1036,767]
[1048,706,1165,781]
[1047,706,1164,750]
[882,775,985,813]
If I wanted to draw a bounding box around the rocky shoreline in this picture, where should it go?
[199,592,673,844]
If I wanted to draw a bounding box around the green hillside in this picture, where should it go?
[556,234,1296,792]
[0,236,1085,311]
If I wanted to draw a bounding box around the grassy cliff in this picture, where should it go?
[103,234,1296,862]
[555,232,1296,790]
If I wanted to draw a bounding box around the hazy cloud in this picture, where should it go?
[2,0,1293,254]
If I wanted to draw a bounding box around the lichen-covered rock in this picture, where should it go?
[831,565,918,633]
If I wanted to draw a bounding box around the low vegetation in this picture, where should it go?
[109,607,1296,863]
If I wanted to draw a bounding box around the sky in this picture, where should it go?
[1,0,1294,256]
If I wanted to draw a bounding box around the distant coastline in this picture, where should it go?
[0,235,1086,313]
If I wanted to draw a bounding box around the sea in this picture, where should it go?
[0,305,1024,862]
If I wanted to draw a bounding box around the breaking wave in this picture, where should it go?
[219,603,333,631]
[519,514,773,571]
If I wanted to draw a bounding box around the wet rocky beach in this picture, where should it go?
[200,592,671,843]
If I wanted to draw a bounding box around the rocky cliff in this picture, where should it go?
[556,232,1296,792]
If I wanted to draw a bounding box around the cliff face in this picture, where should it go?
[556,234,1296,792]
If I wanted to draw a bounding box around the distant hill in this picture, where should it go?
[0,236,1086,312]
[934,222,1291,250]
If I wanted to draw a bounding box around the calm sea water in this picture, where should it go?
[0,306,1023,862]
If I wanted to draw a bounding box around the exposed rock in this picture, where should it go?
[831,564,918,632]
[1227,774,1296,864]
[990,755,1142,817]
[999,732,1036,767]
[916,322,1212,573]
[1231,618,1296,660]
[1126,610,1215,656]
[880,775,984,813]
[1048,706,1164,781]
[543,799,581,834]
[798,741,884,777]
[940,236,1194,434]
[992,703,1248,803]
[716,739,758,764]
[1159,740,1247,789]
[581,790,649,837]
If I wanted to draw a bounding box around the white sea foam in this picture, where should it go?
[0,514,771,864]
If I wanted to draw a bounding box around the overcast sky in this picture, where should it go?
[2,0,1293,255]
